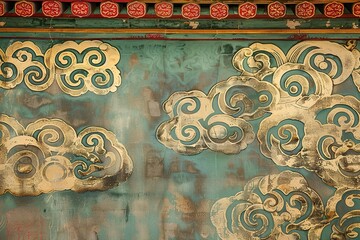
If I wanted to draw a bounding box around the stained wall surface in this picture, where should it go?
[0,37,360,239]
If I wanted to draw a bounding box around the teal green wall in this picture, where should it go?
[0,36,360,239]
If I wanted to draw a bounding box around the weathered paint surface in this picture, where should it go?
[0,16,360,30]
[0,37,360,239]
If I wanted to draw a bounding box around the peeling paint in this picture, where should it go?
[286,19,301,29]
[187,21,199,29]
[148,100,161,117]
[326,20,331,27]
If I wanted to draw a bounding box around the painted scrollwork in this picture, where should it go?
[0,40,121,96]
[233,40,356,86]
[156,75,282,154]
[170,40,360,239]
[350,41,360,93]
[208,76,280,120]
[258,95,360,189]
[0,41,51,91]
[286,41,356,85]
[45,40,121,96]
[316,188,360,239]
[0,114,133,196]
[232,43,286,80]
[210,171,324,240]
[157,112,255,155]
[158,40,359,156]
[272,63,333,104]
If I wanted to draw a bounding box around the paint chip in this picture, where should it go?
[148,100,161,117]
[286,19,301,29]
[188,21,199,29]
[326,20,331,27]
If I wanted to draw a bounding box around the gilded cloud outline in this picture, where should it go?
[0,114,133,196]
[0,40,121,96]
[156,40,360,239]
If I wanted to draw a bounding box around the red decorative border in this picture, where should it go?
[71,2,91,18]
[42,1,63,18]
[100,1,119,18]
[238,2,257,19]
[210,2,229,20]
[267,1,286,19]
[182,3,201,20]
[354,2,360,17]
[324,2,344,18]
[155,2,173,18]
[0,1,7,16]
[127,1,146,18]
[15,1,35,17]
[295,1,315,19]
[0,1,358,20]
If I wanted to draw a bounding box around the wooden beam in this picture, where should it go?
[0,27,359,34]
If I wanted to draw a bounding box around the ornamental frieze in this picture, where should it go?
[1,0,360,20]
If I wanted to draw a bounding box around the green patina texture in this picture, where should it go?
[0,16,359,29]
[0,34,359,239]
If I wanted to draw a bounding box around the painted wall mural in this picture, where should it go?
[0,114,133,196]
[0,40,121,96]
[156,39,360,239]
[0,38,360,239]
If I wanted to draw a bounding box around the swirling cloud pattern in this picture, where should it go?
[318,188,360,239]
[158,40,359,156]
[210,171,324,240]
[163,40,360,239]
[258,90,360,189]
[0,114,133,196]
[159,39,360,192]
[156,76,281,154]
[0,41,51,91]
[0,40,121,96]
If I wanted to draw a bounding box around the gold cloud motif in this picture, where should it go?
[210,171,324,240]
[158,41,358,156]
[0,114,133,196]
[44,40,121,96]
[0,41,51,91]
[156,76,281,155]
[234,40,356,85]
[0,40,121,96]
[316,188,360,239]
[258,95,360,189]
[203,40,360,239]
